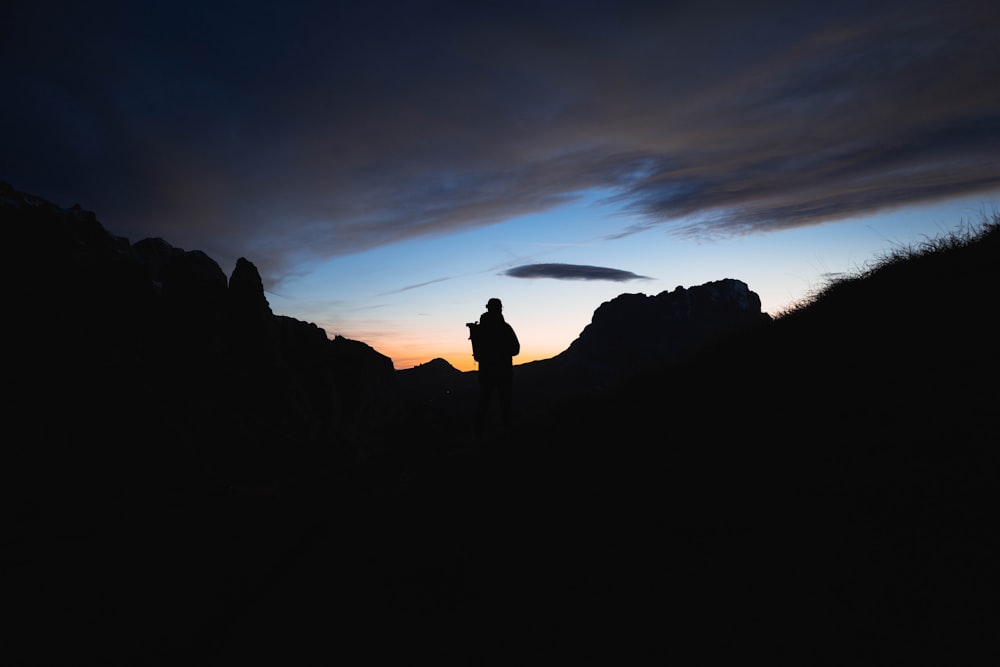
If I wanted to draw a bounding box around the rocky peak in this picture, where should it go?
[547,278,771,389]
[229,256,273,320]
[4,182,400,485]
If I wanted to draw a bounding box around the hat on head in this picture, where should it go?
[486,297,502,309]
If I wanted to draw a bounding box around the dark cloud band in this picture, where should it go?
[504,263,652,282]
[3,1,999,288]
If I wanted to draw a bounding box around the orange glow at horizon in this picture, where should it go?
[384,347,553,372]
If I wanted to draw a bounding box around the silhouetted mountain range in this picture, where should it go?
[397,276,773,438]
[4,181,997,665]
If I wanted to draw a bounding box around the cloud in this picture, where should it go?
[504,263,652,282]
[3,1,999,287]
[377,276,453,296]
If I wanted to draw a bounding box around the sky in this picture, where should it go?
[4,1,999,371]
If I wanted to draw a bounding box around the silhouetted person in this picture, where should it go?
[471,297,520,438]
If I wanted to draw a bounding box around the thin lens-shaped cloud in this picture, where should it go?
[504,263,652,282]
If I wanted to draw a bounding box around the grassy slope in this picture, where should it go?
[491,213,1000,664]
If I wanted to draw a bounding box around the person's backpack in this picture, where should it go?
[467,318,518,361]
[466,321,481,361]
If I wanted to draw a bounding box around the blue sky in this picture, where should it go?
[266,190,998,370]
[3,1,999,370]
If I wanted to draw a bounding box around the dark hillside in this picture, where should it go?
[4,180,996,666]
[507,215,1000,664]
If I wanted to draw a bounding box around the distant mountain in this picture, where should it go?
[398,278,773,428]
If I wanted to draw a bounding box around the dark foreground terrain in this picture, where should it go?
[5,185,997,666]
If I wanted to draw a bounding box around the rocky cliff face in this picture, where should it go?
[547,279,772,387]
[4,181,397,492]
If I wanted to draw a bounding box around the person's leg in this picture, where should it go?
[476,374,494,438]
[498,378,513,426]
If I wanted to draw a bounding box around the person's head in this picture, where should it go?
[486,297,502,313]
